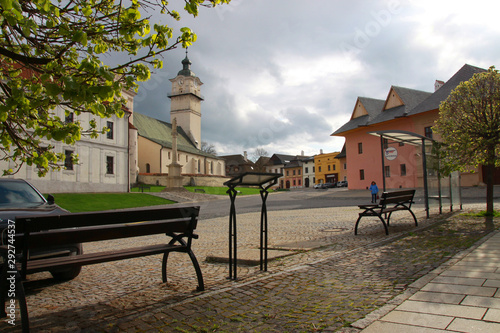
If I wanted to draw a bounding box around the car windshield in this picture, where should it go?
[0,181,46,208]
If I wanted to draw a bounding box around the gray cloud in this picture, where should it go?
[133,0,500,156]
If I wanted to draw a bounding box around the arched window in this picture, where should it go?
[146,163,151,173]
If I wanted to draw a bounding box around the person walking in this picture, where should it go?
[369,181,379,203]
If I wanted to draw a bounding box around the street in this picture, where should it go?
[196,186,498,220]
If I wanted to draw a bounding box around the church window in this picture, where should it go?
[64,150,74,170]
[146,163,151,173]
[106,121,114,139]
[106,156,114,175]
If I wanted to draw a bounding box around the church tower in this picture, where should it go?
[169,53,203,149]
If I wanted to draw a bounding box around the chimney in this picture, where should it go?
[243,151,248,161]
[320,149,323,154]
[435,80,445,91]
[301,150,304,156]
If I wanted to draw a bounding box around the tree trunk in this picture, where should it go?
[485,163,495,229]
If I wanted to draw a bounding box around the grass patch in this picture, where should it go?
[184,186,262,195]
[461,210,500,218]
[51,193,174,212]
[130,185,166,192]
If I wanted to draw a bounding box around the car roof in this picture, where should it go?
[0,178,29,183]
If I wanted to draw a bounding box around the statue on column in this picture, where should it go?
[171,117,178,164]
[167,117,183,188]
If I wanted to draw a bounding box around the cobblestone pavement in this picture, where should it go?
[1,201,498,332]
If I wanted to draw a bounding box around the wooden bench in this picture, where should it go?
[355,190,418,235]
[0,205,203,332]
[138,184,151,192]
[194,188,206,193]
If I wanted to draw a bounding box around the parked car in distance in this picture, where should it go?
[323,183,336,188]
[314,183,326,189]
[336,180,348,187]
[0,179,82,280]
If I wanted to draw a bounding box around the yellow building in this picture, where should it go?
[314,152,341,185]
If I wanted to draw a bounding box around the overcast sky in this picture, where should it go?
[133,0,500,158]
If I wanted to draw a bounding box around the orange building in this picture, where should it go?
[314,152,341,185]
[332,64,487,190]
[283,159,304,189]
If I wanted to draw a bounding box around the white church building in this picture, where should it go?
[0,56,225,192]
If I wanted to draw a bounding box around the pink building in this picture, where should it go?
[332,64,488,190]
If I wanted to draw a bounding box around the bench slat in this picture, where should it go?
[16,206,200,233]
[16,218,196,249]
[24,244,184,273]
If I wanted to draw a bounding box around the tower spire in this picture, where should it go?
[178,48,195,77]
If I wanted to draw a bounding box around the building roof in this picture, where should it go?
[134,112,217,158]
[407,64,485,116]
[177,56,196,77]
[220,154,253,166]
[283,159,303,168]
[332,64,485,137]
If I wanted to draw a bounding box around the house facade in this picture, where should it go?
[283,160,303,189]
[220,152,255,178]
[1,91,137,193]
[332,64,487,190]
[335,145,347,183]
[314,151,341,185]
[265,154,300,189]
[302,156,315,188]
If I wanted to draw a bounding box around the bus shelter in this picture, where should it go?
[368,130,462,218]
[224,172,282,280]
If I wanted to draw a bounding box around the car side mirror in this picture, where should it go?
[47,194,55,205]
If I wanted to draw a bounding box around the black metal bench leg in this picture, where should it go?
[161,251,170,284]
[0,261,7,318]
[1,268,29,332]
[409,209,418,226]
[354,215,363,235]
[387,211,392,226]
[186,249,205,291]
[16,272,29,333]
[377,215,389,235]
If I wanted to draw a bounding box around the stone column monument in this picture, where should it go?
[167,118,183,188]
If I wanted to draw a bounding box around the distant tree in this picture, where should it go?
[251,148,268,162]
[251,148,269,172]
[434,66,500,219]
[200,141,217,155]
[0,0,230,176]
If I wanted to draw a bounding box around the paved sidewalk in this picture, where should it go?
[1,193,498,332]
[358,231,500,333]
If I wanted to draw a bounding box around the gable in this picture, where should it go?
[383,87,404,110]
[351,99,369,119]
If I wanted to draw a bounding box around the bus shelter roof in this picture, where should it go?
[368,130,434,146]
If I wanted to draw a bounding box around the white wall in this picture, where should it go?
[0,105,131,193]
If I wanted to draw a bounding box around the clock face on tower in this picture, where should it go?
[178,79,184,86]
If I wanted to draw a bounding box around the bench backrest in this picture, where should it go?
[15,205,200,249]
[380,190,415,206]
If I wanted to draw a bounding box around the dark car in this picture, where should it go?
[336,180,348,187]
[0,179,82,280]
[323,183,336,188]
